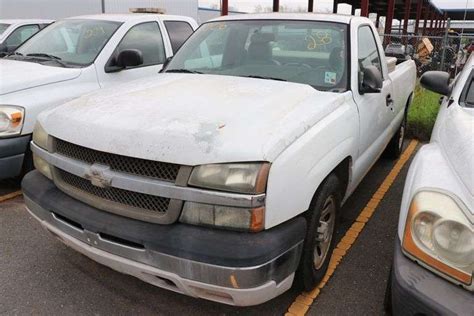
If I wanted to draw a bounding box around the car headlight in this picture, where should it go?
[0,105,24,137]
[32,122,50,150]
[188,162,270,194]
[403,191,473,285]
[180,202,265,232]
[32,122,52,179]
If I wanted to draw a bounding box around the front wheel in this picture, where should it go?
[296,174,341,291]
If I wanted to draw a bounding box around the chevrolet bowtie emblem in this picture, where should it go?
[84,164,112,188]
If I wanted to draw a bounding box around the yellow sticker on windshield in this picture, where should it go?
[209,23,228,30]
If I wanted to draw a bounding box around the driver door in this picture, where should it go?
[97,21,168,88]
[353,24,394,173]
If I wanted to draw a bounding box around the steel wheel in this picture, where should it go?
[313,195,336,270]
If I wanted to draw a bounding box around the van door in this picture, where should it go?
[97,21,168,87]
[352,24,394,174]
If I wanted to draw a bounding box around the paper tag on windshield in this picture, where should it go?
[324,72,337,85]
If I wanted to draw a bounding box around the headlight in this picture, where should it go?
[179,202,265,232]
[32,122,49,150]
[0,105,24,137]
[188,162,270,194]
[403,191,473,285]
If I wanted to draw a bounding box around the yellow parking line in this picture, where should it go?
[286,140,418,316]
[0,190,23,203]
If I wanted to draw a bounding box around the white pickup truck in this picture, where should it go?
[0,14,197,180]
[23,13,416,306]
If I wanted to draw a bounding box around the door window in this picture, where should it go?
[164,21,194,53]
[357,26,382,75]
[5,24,39,47]
[116,22,166,67]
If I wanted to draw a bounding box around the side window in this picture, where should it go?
[5,24,40,47]
[117,22,166,67]
[164,21,194,53]
[358,26,382,75]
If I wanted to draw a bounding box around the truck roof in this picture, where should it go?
[0,19,54,24]
[210,12,355,24]
[66,14,195,23]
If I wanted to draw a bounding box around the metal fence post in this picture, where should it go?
[101,0,105,13]
[440,18,450,71]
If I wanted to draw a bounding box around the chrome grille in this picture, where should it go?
[57,169,170,214]
[55,138,180,182]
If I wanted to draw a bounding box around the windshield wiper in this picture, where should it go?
[26,53,62,60]
[240,75,287,82]
[165,69,203,74]
[25,53,68,67]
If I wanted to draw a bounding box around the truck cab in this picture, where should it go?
[22,13,416,306]
[0,14,197,180]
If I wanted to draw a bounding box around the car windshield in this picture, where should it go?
[166,20,349,91]
[0,23,11,36]
[15,19,121,66]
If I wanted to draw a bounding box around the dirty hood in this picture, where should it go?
[40,74,346,165]
[436,105,474,198]
[0,59,81,95]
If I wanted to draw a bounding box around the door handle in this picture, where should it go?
[386,95,394,108]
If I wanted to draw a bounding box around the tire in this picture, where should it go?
[296,174,341,291]
[383,113,406,159]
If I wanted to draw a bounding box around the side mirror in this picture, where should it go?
[359,65,383,94]
[420,71,451,96]
[105,49,144,73]
[116,49,143,68]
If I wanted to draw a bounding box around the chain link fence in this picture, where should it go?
[380,32,474,78]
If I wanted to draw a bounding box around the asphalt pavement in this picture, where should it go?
[0,141,419,316]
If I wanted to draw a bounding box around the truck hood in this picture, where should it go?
[40,74,347,165]
[0,59,82,95]
[436,105,474,198]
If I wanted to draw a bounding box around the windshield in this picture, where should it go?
[0,23,11,36]
[166,20,349,91]
[15,19,121,66]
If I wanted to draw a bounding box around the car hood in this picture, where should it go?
[40,74,347,165]
[0,59,82,95]
[436,105,474,197]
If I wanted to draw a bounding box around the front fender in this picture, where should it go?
[265,99,358,228]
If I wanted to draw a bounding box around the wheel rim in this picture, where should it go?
[313,196,336,270]
[398,122,405,150]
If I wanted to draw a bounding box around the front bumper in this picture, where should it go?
[391,239,472,316]
[22,171,306,306]
[0,135,30,180]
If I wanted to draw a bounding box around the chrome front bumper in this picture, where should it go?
[23,174,305,306]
